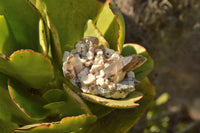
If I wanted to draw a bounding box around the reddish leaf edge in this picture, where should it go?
[9,49,55,79]
[13,114,97,131]
[8,83,34,119]
[80,91,143,109]
[108,0,125,53]
[123,43,155,81]
[5,49,54,119]
[26,0,63,68]
[64,84,91,114]
[85,19,110,48]
[0,53,9,60]
[95,0,125,53]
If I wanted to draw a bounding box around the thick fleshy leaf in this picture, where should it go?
[121,44,154,80]
[45,12,63,69]
[96,0,125,53]
[42,89,65,103]
[84,19,109,48]
[0,119,18,133]
[0,15,18,56]
[26,0,63,68]
[44,101,87,120]
[43,85,91,120]
[63,76,114,118]
[84,101,114,118]
[27,0,103,53]
[0,0,39,50]
[85,77,156,133]
[0,72,7,89]
[0,50,54,89]
[27,0,65,69]
[14,114,97,133]
[8,79,49,120]
[63,84,91,114]
[0,74,37,124]
[38,18,50,56]
[80,91,143,108]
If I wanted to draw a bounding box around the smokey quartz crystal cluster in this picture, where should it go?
[62,37,147,99]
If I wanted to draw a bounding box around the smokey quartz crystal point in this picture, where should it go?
[62,36,147,99]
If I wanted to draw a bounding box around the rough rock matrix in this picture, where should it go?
[62,37,146,99]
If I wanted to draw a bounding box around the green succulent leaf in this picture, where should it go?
[27,0,63,70]
[45,13,63,69]
[0,119,18,133]
[44,101,87,120]
[39,18,50,56]
[84,19,109,48]
[63,84,91,114]
[121,44,154,80]
[8,79,49,120]
[84,101,114,118]
[95,0,125,53]
[27,0,103,53]
[84,77,156,133]
[0,1,155,132]
[0,72,7,89]
[0,74,37,124]
[43,85,91,120]
[0,0,39,51]
[42,89,65,103]
[14,114,97,133]
[0,15,18,56]
[80,91,143,109]
[0,50,54,89]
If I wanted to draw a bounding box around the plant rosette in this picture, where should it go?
[0,0,155,132]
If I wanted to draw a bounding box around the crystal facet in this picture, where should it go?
[62,37,147,99]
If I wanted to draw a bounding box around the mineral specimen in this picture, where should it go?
[62,36,147,99]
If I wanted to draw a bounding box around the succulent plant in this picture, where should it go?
[0,0,155,132]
